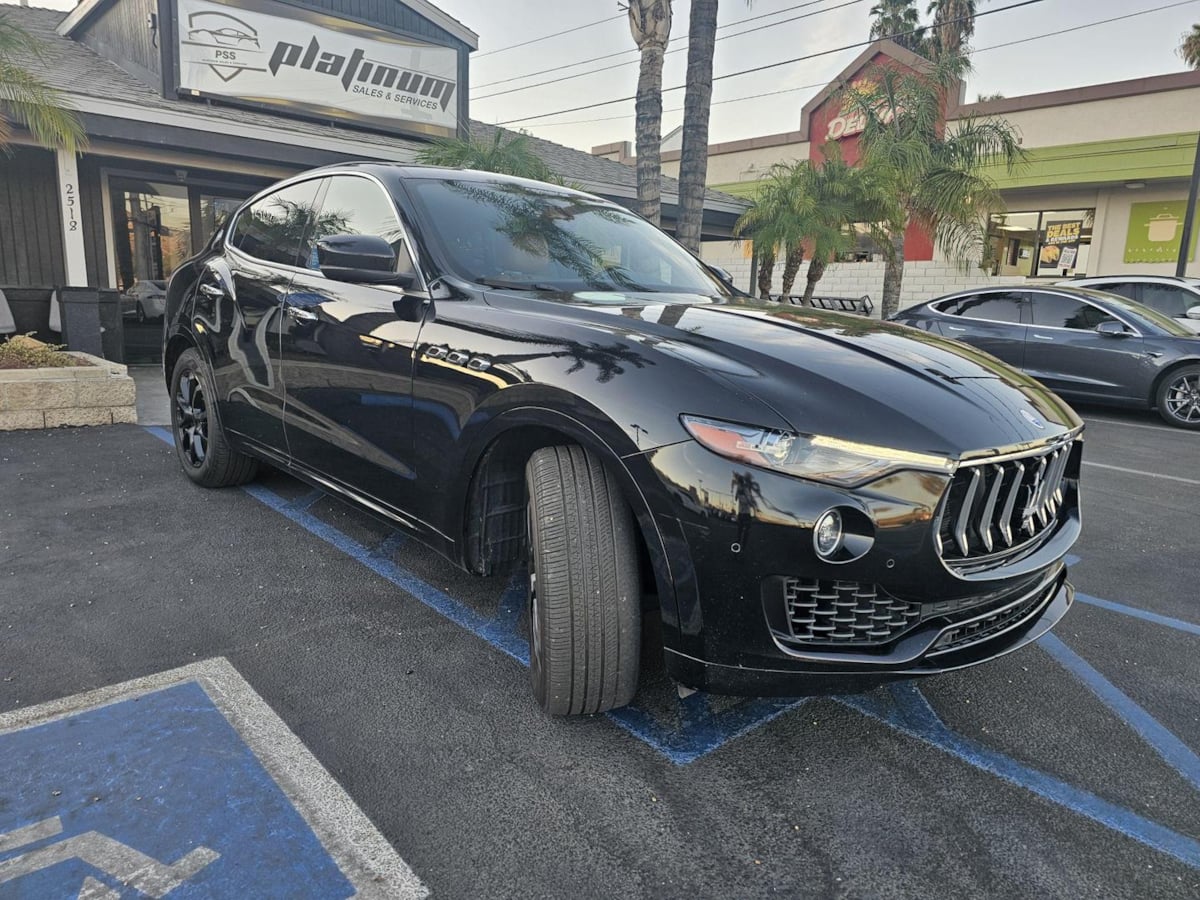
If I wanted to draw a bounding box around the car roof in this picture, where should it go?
[924,284,1120,306]
[1062,275,1200,287]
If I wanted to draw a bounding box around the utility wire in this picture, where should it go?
[473,0,851,90]
[474,0,864,100]
[491,0,1050,125]
[519,0,1200,140]
[472,13,625,59]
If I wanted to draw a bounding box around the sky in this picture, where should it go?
[8,0,1200,152]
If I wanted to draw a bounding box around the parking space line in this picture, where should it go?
[1041,633,1200,792]
[842,684,1200,871]
[1076,592,1200,637]
[1084,417,1200,436]
[1080,461,1200,485]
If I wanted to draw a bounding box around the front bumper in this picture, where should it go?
[664,568,1072,695]
[634,437,1080,695]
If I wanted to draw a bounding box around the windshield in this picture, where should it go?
[406,178,731,296]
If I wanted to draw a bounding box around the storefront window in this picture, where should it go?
[986,209,1094,278]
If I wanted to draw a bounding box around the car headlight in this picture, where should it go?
[680,415,954,487]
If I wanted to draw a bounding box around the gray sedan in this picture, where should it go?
[891,285,1200,428]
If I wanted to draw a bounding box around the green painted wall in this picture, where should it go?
[980,133,1199,189]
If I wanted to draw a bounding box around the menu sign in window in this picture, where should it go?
[176,0,459,137]
[1039,219,1082,270]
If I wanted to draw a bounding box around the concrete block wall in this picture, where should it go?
[701,245,1027,315]
[0,353,137,430]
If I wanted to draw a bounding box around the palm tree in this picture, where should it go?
[838,53,1024,318]
[927,0,978,58]
[417,128,563,183]
[869,0,925,54]
[1181,24,1200,69]
[628,0,673,227]
[676,1,756,253]
[0,12,86,153]
[733,150,862,302]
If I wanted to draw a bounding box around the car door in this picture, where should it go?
[1136,283,1200,334]
[1024,290,1147,401]
[278,173,430,522]
[936,291,1029,368]
[198,178,324,455]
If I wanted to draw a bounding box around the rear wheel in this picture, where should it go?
[525,445,641,716]
[1156,365,1200,429]
[170,348,259,487]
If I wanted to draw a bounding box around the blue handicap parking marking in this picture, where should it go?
[0,661,426,899]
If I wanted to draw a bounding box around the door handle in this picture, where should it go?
[1032,333,1054,340]
[198,283,223,299]
[946,325,966,332]
[285,306,318,322]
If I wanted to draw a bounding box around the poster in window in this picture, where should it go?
[1039,219,1082,270]
[1124,201,1197,263]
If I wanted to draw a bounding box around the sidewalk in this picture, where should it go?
[129,365,169,426]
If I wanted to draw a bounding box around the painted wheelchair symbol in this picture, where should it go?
[0,816,218,898]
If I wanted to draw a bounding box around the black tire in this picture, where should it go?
[169,348,259,487]
[1155,365,1200,429]
[525,445,641,716]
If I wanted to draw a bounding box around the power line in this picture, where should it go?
[474,0,864,101]
[472,13,625,60]
[472,0,850,91]
[492,0,1050,126]
[519,0,1200,137]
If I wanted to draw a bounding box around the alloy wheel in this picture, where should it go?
[175,371,209,467]
[1164,373,1200,425]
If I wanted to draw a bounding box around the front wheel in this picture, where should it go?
[170,348,259,487]
[525,445,641,716]
[1156,365,1200,429]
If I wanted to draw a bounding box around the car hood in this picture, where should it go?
[511,291,1082,458]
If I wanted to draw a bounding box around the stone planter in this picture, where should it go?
[0,352,137,430]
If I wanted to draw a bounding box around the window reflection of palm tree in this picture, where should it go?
[444,181,646,291]
[731,471,765,549]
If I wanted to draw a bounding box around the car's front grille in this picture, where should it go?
[784,578,921,644]
[937,437,1077,569]
[929,581,1050,654]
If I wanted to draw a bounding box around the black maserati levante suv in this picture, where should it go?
[163,164,1082,715]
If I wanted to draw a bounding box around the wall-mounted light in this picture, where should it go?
[1125,181,1146,190]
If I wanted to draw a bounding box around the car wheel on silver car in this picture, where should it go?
[524,445,641,716]
[1157,364,1200,429]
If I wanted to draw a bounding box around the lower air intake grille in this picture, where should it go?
[930,587,1047,654]
[785,578,921,645]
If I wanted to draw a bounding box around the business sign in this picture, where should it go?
[176,0,459,136]
[1124,200,1197,264]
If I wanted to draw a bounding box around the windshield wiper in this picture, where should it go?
[477,278,562,292]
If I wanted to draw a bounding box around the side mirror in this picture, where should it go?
[393,295,429,323]
[710,265,735,286]
[317,234,414,287]
[1186,305,1200,321]
[1095,320,1131,337]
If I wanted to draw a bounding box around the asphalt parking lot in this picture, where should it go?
[1,407,1198,898]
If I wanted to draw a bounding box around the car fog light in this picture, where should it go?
[814,509,843,558]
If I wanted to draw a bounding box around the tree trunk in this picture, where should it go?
[630,1,672,227]
[801,254,827,307]
[676,0,718,253]
[757,248,775,299]
[880,228,906,319]
[780,246,804,297]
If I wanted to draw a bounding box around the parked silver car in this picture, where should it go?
[121,279,168,323]
[1061,276,1200,334]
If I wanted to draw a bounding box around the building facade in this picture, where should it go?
[596,41,1200,309]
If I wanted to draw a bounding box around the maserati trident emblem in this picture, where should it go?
[1021,409,1045,429]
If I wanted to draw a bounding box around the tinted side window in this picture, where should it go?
[1030,293,1115,330]
[1138,284,1193,318]
[230,180,324,267]
[943,293,1026,323]
[309,175,415,276]
[1092,282,1137,301]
